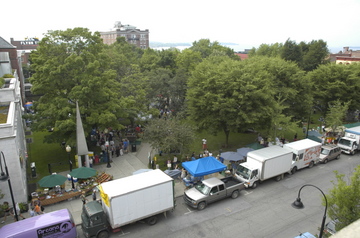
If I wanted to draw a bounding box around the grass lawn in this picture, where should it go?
[26,114,326,180]
[26,131,100,184]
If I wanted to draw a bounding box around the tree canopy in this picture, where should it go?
[326,165,360,231]
[29,28,129,144]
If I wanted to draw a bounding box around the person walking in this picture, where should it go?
[13,203,26,220]
[81,192,88,205]
[202,138,207,150]
[92,190,97,201]
[1,201,11,223]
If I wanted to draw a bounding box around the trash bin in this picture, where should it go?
[31,162,36,177]
[131,144,136,152]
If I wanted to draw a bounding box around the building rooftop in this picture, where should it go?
[0,36,15,49]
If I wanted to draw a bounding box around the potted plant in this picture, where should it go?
[18,202,29,213]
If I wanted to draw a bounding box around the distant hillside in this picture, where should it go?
[150,42,191,48]
[150,42,239,48]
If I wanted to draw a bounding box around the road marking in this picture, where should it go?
[185,208,194,215]
[117,230,130,236]
[244,190,253,195]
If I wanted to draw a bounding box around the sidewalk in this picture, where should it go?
[0,142,186,227]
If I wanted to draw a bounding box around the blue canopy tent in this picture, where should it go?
[182,156,226,177]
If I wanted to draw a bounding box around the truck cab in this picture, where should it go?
[338,137,358,155]
[235,163,258,188]
[81,201,110,238]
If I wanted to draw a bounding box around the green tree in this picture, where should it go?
[248,43,283,58]
[308,63,360,113]
[29,28,126,144]
[139,48,161,72]
[325,100,350,133]
[143,117,196,155]
[326,165,360,231]
[301,40,329,71]
[281,38,302,65]
[190,39,238,60]
[175,48,202,72]
[187,56,276,146]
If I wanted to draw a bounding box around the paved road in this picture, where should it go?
[76,153,359,238]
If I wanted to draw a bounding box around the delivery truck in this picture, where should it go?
[337,126,360,155]
[235,146,292,188]
[283,138,321,174]
[0,209,77,238]
[81,169,175,238]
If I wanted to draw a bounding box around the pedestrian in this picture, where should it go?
[81,192,88,205]
[14,202,26,220]
[34,202,42,215]
[92,190,97,201]
[181,168,187,179]
[89,156,93,168]
[167,159,172,170]
[1,201,11,223]
[202,138,207,150]
[172,155,178,168]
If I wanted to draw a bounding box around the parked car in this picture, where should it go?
[324,219,338,235]
[319,144,341,164]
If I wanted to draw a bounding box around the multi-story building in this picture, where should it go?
[0,37,27,105]
[0,50,28,204]
[100,21,149,49]
[329,46,360,64]
[10,37,39,66]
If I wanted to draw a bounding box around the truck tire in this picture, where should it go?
[275,175,282,181]
[291,167,297,175]
[252,181,258,189]
[308,161,314,168]
[146,216,158,225]
[231,190,239,199]
[97,231,109,238]
[197,202,206,210]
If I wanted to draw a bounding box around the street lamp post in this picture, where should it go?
[291,184,328,238]
[105,141,111,168]
[66,145,72,172]
[0,151,18,221]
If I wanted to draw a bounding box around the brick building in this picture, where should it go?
[10,37,39,66]
[100,21,149,49]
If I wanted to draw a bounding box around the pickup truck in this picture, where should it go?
[183,176,245,210]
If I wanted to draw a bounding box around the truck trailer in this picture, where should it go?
[81,169,175,238]
[235,146,293,188]
[283,138,321,174]
[337,126,360,155]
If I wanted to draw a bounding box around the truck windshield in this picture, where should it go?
[195,183,211,195]
[236,166,251,180]
[338,139,351,147]
[321,148,330,155]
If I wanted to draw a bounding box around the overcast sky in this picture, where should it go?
[2,0,359,53]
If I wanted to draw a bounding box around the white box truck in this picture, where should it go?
[235,146,292,188]
[283,138,321,174]
[81,169,175,238]
[337,126,360,155]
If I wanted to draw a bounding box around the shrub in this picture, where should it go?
[2,74,14,78]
